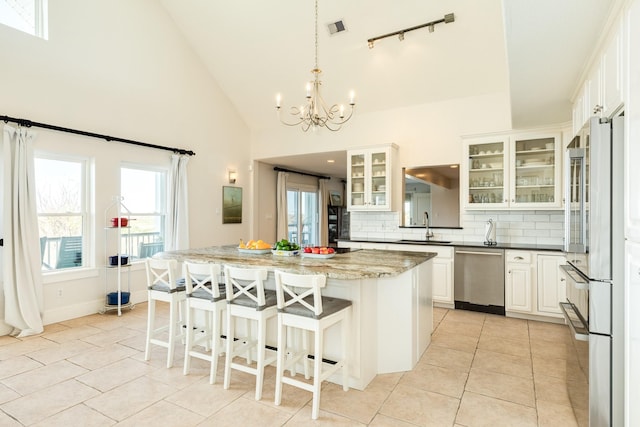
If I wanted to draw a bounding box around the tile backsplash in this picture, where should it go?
[349,210,565,245]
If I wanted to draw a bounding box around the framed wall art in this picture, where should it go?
[222,186,242,224]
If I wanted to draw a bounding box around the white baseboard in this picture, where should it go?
[43,290,147,325]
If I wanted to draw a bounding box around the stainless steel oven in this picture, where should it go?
[561,116,624,426]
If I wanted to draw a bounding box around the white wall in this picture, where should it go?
[0,0,251,323]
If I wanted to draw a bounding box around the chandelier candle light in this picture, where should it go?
[276,0,355,132]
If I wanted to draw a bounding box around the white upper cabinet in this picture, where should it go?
[463,130,562,210]
[347,145,397,211]
[572,15,625,136]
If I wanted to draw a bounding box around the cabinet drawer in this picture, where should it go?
[505,250,532,264]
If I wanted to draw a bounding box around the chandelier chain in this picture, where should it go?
[314,0,318,69]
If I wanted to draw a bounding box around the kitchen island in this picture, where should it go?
[155,245,436,390]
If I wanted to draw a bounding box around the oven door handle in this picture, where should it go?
[560,264,589,290]
[559,302,589,341]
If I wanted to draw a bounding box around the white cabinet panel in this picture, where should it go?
[505,250,533,313]
[537,254,566,316]
[347,145,396,211]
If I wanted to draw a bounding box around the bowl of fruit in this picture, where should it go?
[272,239,300,256]
[301,246,336,259]
[238,239,272,254]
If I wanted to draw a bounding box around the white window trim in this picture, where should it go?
[35,151,94,272]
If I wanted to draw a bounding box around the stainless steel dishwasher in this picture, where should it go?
[454,247,505,315]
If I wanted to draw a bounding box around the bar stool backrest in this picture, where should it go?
[145,258,179,292]
[224,266,269,307]
[274,270,327,317]
[183,261,223,300]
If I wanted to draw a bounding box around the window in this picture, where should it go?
[0,0,48,39]
[35,156,89,270]
[120,165,167,259]
[287,186,318,246]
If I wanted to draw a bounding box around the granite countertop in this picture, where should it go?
[154,245,437,280]
[340,238,564,252]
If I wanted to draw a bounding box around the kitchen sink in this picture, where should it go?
[396,239,452,245]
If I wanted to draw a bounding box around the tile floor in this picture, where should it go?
[0,304,582,426]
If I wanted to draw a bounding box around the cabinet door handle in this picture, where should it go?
[560,278,566,281]
[512,199,515,202]
[508,270,511,274]
[514,256,524,261]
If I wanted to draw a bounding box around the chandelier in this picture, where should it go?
[276,0,355,132]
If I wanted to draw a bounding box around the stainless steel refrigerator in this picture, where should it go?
[561,115,624,426]
[327,205,349,247]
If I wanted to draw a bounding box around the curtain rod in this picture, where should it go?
[1,114,196,156]
[273,166,330,180]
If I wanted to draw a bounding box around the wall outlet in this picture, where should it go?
[57,289,63,297]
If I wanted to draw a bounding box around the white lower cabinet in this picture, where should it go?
[505,251,533,313]
[505,250,565,319]
[536,254,567,316]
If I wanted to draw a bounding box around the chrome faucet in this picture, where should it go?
[424,211,434,240]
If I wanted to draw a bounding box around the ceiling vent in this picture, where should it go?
[327,20,347,35]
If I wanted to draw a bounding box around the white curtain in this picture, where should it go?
[276,171,289,240]
[166,154,190,251]
[1,125,44,337]
[318,179,329,246]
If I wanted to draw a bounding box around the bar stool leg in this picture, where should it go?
[312,327,323,420]
[274,318,285,406]
[224,311,235,390]
[210,310,219,384]
[255,317,267,400]
[183,304,194,375]
[167,298,179,368]
[145,298,156,361]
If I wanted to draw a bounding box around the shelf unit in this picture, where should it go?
[101,196,134,316]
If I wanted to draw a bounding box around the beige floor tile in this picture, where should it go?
[536,400,578,427]
[0,355,43,379]
[0,335,20,347]
[484,314,529,329]
[76,357,157,392]
[431,330,479,353]
[59,313,108,328]
[42,324,103,344]
[316,381,388,424]
[380,383,459,426]
[1,359,88,395]
[26,339,96,365]
[67,342,138,370]
[80,327,142,347]
[84,376,177,422]
[399,363,468,398]
[0,410,22,426]
[477,333,531,358]
[419,345,474,372]
[465,367,535,407]
[249,375,313,414]
[30,403,116,427]
[443,309,487,324]
[284,403,366,426]
[40,322,72,335]
[0,337,57,360]
[367,372,403,391]
[0,383,20,405]
[0,379,100,425]
[436,319,484,339]
[533,356,587,382]
[165,375,249,417]
[534,374,572,405]
[530,338,575,360]
[481,323,531,341]
[456,391,538,427]
[115,399,205,427]
[198,395,293,426]
[369,413,419,426]
[472,348,532,379]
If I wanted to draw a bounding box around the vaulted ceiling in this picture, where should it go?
[159,0,615,175]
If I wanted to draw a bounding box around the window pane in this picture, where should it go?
[121,166,166,258]
[301,191,317,245]
[35,158,81,213]
[121,168,165,213]
[0,0,48,39]
[287,190,299,243]
[35,157,86,271]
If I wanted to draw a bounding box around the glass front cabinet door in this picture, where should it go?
[463,137,509,209]
[347,146,394,211]
[509,133,562,208]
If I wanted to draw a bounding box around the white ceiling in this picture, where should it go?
[160,0,615,177]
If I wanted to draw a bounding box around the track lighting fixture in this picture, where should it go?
[367,13,454,48]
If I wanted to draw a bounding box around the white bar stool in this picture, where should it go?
[273,270,352,420]
[144,258,187,368]
[182,261,226,384]
[223,266,277,400]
